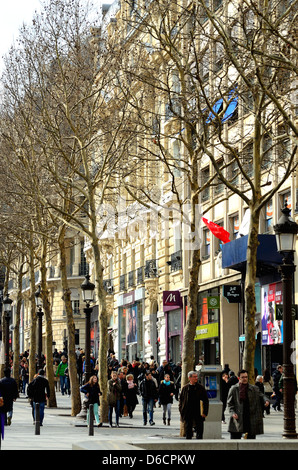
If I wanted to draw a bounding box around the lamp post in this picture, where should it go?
[274,203,298,439]
[3,294,13,370]
[81,274,95,384]
[35,285,44,371]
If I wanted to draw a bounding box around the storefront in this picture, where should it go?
[195,289,220,365]
[222,234,284,374]
[163,291,183,363]
[118,288,144,362]
[261,281,284,373]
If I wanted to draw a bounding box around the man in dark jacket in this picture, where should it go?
[140,371,158,425]
[27,369,50,426]
[227,369,269,439]
[272,365,283,411]
[0,368,19,425]
[179,370,209,439]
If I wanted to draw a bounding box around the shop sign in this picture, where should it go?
[223,285,241,303]
[275,304,298,321]
[207,296,220,309]
[195,322,219,340]
[163,291,182,311]
[124,291,135,306]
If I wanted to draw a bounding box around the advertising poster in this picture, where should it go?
[126,304,137,345]
[261,282,283,345]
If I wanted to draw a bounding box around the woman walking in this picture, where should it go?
[158,373,175,425]
[122,373,139,419]
[107,371,122,427]
[80,375,102,427]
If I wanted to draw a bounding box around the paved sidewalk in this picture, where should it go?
[0,392,296,450]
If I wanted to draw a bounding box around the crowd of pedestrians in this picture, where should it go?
[0,347,292,440]
[80,353,182,429]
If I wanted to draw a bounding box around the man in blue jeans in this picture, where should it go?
[27,369,50,425]
[56,356,69,395]
[140,371,158,425]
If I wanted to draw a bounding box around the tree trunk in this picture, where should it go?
[92,236,109,423]
[40,240,57,407]
[58,227,81,416]
[12,262,25,386]
[243,208,260,383]
[28,245,37,383]
[180,159,201,436]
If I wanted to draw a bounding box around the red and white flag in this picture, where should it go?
[202,217,230,244]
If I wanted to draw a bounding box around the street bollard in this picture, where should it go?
[88,404,94,436]
[35,403,40,435]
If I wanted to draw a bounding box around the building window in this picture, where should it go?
[230,214,239,240]
[202,228,210,259]
[281,191,291,210]
[264,200,273,233]
[72,300,80,315]
[214,159,224,195]
[214,220,224,253]
[201,167,210,201]
[261,134,272,170]
[242,141,253,178]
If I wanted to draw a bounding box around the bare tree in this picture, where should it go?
[0,0,136,420]
[113,0,297,385]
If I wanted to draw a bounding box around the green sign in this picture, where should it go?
[207,296,220,309]
[195,322,219,340]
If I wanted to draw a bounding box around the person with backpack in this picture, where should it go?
[27,369,50,426]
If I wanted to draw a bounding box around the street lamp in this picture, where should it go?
[3,293,13,369]
[35,285,44,371]
[81,275,95,383]
[274,202,298,439]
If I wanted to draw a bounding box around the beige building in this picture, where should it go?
[7,0,297,378]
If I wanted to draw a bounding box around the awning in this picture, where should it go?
[222,234,283,276]
[206,98,223,123]
[206,91,238,124]
[222,92,238,122]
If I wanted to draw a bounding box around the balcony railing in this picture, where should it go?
[137,266,144,284]
[145,259,158,278]
[103,279,114,294]
[170,251,183,272]
[128,270,135,287]
[120,274,126,292]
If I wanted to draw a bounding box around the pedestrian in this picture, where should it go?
[76,351,84,386]
[272,365,283,411]
[227,369,269,439]
[158,360,174,382]
[255,375,265,417]
[107,371,122,427]
[263,369,273,415]
[227,370,238,389]
[221,371,229,423]
[0,368,19,426]
[179,370,209,439]
[0,389,4,440]
[122,373,139,418]
[80,375,102,427]
[56,356,69,395]
[21,362,29,396]
[53,360,60,391]
[117,369,126,417]
[27,369,50,426]
[139,371,158,426]
[159,373,175,425]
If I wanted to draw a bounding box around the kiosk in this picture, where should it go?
[198,365,223,439]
